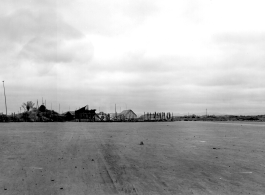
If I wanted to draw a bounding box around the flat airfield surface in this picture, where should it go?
[0,121,265,195]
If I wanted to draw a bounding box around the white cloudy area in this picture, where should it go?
[0,0,265,115]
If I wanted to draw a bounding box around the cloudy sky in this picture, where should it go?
[1,0,265,115]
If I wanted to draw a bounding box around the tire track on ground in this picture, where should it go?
[96,131,139,195]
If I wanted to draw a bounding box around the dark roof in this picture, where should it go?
[76,105,88,112]
[62,111,75,115]
[75,105,96,113]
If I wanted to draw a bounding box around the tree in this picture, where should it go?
[39,105,46,112]
[22,101,35,112]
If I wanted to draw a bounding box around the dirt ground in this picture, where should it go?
[0,121,265,195]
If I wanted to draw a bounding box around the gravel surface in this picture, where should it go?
[1,121,265,195]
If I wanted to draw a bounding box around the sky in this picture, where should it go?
[0,0,265,115]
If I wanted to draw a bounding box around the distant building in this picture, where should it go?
[139,112,171,121]
[75,105,97,122]
[108,113,117,120]
[117,110,137,120]
[63,111,75,121]
[96,112,110,121]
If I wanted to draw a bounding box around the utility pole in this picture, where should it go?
[115,104,116,118]
[206,109,207,117]
[59,104,60,114]
[2,81,7,116]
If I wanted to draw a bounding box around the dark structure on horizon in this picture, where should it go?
[63,111,75,121]
[139,112,173,121]
[75,105,97,122]
[117,109,137,121]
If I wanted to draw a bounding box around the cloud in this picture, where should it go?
[1,0,265,115]
[214,33,265,57]
[0,8,85,53]
[0,8,83,43]
[120,0,159,22]
[59,0,159,36]
[19,36,93,63]
[0,6,93,77]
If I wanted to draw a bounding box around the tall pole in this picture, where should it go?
[2,81,7,116]
[115,104,116,118]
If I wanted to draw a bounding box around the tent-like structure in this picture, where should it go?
[117,110,137,120]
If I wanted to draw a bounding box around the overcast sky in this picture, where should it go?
[1,0,265,115]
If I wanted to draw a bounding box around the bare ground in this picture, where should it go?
[0,121,265,195]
